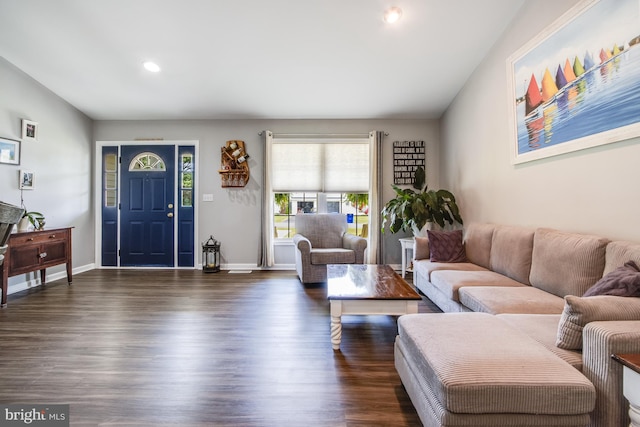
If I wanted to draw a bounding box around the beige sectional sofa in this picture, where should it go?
[395,223,640,427]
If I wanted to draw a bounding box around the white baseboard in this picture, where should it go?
[7,262,305,296]
[207,263,295,271]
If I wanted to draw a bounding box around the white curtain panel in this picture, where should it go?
[259,130,275,267]
[368,130,383,264]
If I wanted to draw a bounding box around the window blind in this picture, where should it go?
[271,139,370,192]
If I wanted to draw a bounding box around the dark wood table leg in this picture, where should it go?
[1,263,7,308]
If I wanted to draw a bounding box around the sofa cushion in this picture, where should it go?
[412,260,488,283]
[604,240,640,275]
[556,295,640,350]
[309,248,354,265]
[529,228,609,298]
[496,314,583,370]
[489,225,535,285]
[430,270,526,302]
[413,236,429,260]
[427,229,467,263]
[460,286,565,314]
[583,260,640,297]
[397,313,595,415]
[463,223,495,269]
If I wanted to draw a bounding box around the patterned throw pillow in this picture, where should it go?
[427,229,467,263]
[583,260,640,297]
[556,295,640,350]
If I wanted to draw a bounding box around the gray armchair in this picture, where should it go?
[293,214,367,284]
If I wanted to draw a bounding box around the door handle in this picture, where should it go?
[167,212,174,218]
[168,203,174,209]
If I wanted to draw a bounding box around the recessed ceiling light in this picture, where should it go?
[143,61,161,73]
[384,7,403,24]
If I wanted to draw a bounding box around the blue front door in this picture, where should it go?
[120,145,175,266]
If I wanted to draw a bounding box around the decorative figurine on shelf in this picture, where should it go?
[218,140,250,188]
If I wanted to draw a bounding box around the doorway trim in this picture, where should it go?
[94,140,200,268]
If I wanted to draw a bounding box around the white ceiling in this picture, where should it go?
[0,0,525,121]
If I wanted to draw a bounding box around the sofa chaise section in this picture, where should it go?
[400,223,640,426]
[395,313,595,427]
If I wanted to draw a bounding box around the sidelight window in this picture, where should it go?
[104,152,118,207]
[180,153,194,207]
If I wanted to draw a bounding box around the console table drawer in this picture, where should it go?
[10,229,69,245]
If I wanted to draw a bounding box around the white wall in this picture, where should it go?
[93,119,438,266]
[440,0,640,242]
[0,57,94,293]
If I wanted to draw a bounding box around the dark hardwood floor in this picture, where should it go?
[0,269,438,426]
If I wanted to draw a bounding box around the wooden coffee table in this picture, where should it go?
[327,264,421,350]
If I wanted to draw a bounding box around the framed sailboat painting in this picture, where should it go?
[507,0,640,164]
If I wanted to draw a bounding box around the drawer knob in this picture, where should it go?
[49,235,56,238]
[39,252,47,259]
[27,238,34,241]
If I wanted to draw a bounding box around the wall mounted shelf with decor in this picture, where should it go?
[218,140,250,187]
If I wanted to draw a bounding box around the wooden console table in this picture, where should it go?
[0,227,73,307]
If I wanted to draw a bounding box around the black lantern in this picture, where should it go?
[202,235,221,273]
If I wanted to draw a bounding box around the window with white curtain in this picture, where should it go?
[261,130,382,267]
[270,137,371,239]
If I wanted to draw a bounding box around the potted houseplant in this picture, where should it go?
[381,166,463,236]
[18,210,45,232]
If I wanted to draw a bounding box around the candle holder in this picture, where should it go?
[202,235,221,273]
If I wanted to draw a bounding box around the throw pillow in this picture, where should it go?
[413,237,430,260]
[583,260,640,297]
[556,294,640,350]
[427,229,467,263]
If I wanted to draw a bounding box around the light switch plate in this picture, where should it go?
[202,194,213,202]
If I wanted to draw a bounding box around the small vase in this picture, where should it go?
[17,217,30,232]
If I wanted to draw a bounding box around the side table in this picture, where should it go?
[1,227,73,307]
[399,237,414,279]
[612,353,640,427]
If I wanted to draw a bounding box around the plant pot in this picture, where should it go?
[17,217,30,232]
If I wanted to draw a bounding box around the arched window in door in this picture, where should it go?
[129,152,166,171]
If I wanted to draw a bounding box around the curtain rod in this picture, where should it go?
[258,131,388,137]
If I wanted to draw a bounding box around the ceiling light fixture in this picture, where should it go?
[143,61,161,73]
[384,7,402,24]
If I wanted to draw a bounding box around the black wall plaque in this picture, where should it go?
[393,140,425,185]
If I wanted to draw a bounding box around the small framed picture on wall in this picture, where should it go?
[19,170,35,190]
[21,119,38,142]
[0,137,20,165]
